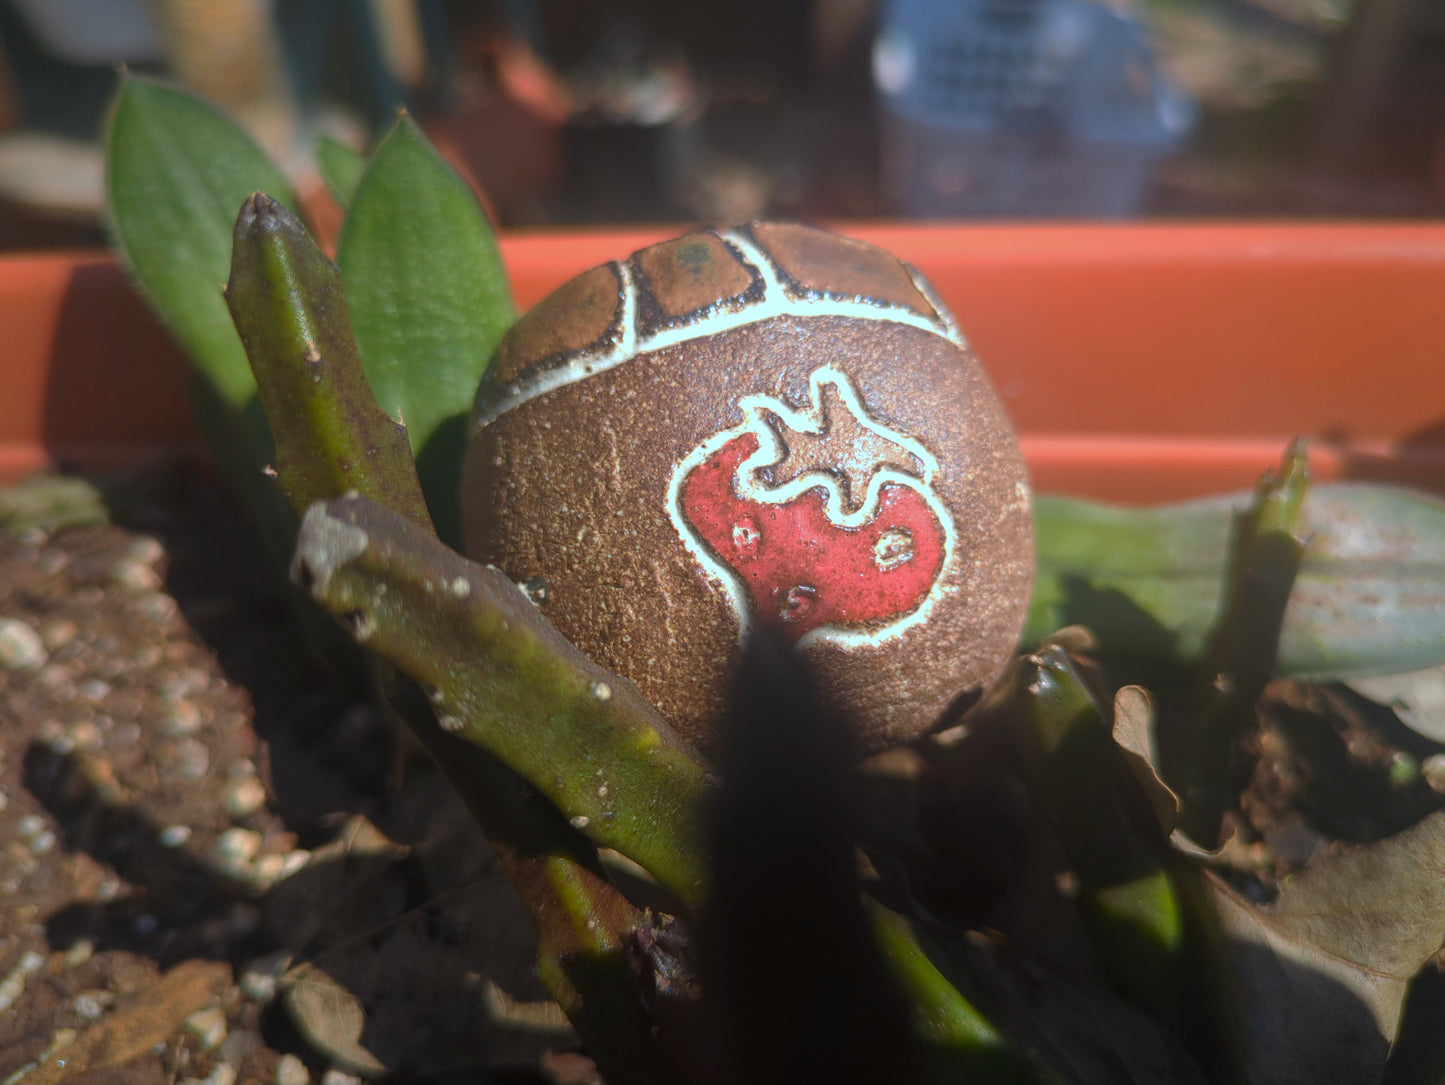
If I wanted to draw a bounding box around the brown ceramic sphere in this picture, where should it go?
[463,223,1032,752]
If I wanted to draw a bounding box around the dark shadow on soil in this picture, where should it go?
[25,740,545,1082]
[103,463,391,839]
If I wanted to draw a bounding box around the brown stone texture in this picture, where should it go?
[633,231,761,337]
[748,221,940,319]
[463,313,1032,754]
[486,262,625,387]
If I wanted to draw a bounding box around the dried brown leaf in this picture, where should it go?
[21,959,230,1085]
[1112,684,1180,834]
[1207,810,1445,1083]
[281,961,388,1078]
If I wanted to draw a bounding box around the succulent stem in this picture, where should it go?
[1178,440,1309,846]
[294,495,713,908]
[226,194,694,1078]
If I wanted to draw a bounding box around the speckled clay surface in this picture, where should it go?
[464,224,1033,752]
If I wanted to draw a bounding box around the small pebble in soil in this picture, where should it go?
[160,825,193,848]
[320,1068,363,1085]
[37,720,73,754]
[35,663,74,690]
[72,989,113,1020]
[64,939,94,967]
[1423,753,1445,794]
[39,619,78,651]
[181,1064,238,1085]
[185,1005,228,1050]
[131,647,164,673]
[126,536,165,566]
[163,700,203,736]
[137,593,178,623]
[3,850,38,890]
[214,828,262,869]
[240,950,291,1003]
[78,678,112,702]
[0,950,46,1011]
[161,668,212,702]
[67,720,102,749]
[167,737,211,783]
[223,774,267,818]
[112,558,163,592]
[238,953,289,1005]
[0,617,47,670]
[250,853,286,889]
[274,1053,311,1085]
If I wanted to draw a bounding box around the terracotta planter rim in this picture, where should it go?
[4,221,1445,503]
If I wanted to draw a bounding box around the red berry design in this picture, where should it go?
[679,432,947,641]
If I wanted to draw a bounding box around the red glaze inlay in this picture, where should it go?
[679,433,947,640]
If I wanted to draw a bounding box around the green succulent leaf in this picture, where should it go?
[292,494,712,907]
[336,113,516,546]
[1005,646,1193,1038]
[1028,479,1445,682]
[225,193,432,531]
[867,901,1044,1084]
[316,135,367,211]
[105,76,309,599]
[106,75,298,411]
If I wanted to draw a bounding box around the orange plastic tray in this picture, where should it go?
[5,223,1444,502]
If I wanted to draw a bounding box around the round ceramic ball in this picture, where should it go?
[462,223,1032,752]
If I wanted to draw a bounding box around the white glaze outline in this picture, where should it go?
[472,228,961,431]
[665,365,957,649]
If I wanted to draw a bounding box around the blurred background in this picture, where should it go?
[0,0,1441,249]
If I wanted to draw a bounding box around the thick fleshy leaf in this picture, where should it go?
[866,902,1046,1084]
[291,494,711,907]
[225,193,432,531]
[106,76,298,410]
[336,113,516,546]
[1028,482,1445,682]
[1178,443,1308,847]
[1005,646,1193,1037]
[105,76,308,594]
[317,135,366,210]
[224,208,679,1072]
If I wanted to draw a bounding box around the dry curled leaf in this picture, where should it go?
[281,961,388,1078]
[1112,684,1180,835]
[1207,810,1445,1084]
[20,959,229,1085]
